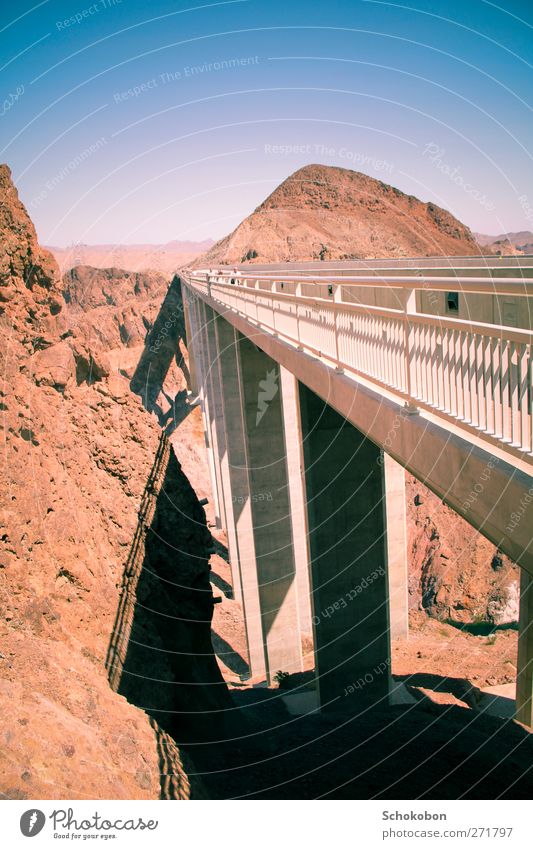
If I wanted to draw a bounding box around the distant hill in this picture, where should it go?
[199,164,485,266]
[47,239,214,274]
[474,231,533,255]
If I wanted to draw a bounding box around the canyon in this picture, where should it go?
[0,162,529,801]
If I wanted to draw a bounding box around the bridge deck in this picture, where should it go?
[183,261,533,574]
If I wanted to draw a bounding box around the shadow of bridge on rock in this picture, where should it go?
[105,430,232,746]
[130,275,193,434]
[107,303,236,794]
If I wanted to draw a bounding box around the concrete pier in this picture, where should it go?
[182,292,198,395]
[213,316,265,677]
[384,455,409,641]
[516,568,533,727]
[299,382,390,710]
[279,367,313,638]
[237,334,303,681]
[197,301,227,531]
[214,320,302,680]
[188,298,223,528]
[202,304,243,604]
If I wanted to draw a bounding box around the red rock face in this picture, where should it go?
[0,167,226,800]
[200,163,485,265]
[407,476,519,626]
[0,164,63,348]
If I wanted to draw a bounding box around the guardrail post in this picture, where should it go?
[403,287,418,414]
[271,279,277,336]
[333,284,344,373]
[296,282,303,351]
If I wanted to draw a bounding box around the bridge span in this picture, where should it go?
[180,258,533,726]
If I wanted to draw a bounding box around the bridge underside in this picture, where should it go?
[184,283,533,728]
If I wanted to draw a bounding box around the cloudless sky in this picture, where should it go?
[1,0,532,245]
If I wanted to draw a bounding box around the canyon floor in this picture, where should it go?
[169,411,532,800]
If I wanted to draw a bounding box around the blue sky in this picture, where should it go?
[1,0,532,245]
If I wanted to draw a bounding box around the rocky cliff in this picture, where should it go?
[200,164,484,264]
[407,478,518,626]
[0,165,227,800]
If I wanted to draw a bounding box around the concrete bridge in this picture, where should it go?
[180,257,533,726]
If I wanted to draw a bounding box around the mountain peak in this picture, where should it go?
[201,163,483,265]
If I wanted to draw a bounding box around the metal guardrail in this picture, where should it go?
[183,269,533,462]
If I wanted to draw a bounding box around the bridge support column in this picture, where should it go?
[181,290,198,396]
[299,383,391,710]
[202,303,243,605]
[516,568,533,727]
[215,320,303,681]
[238,336,303,680]
[213,317,265,675]
[193,299,224,529]
[279,367,312,638]
[384,454,409,641]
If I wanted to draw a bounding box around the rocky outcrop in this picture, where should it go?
[407,477,519,626]
[200,164,485,265]
[0,164,63,348]
[59,265,172,390]
[0,167,227,799]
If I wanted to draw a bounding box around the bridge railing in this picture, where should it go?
[183,270,533,461]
